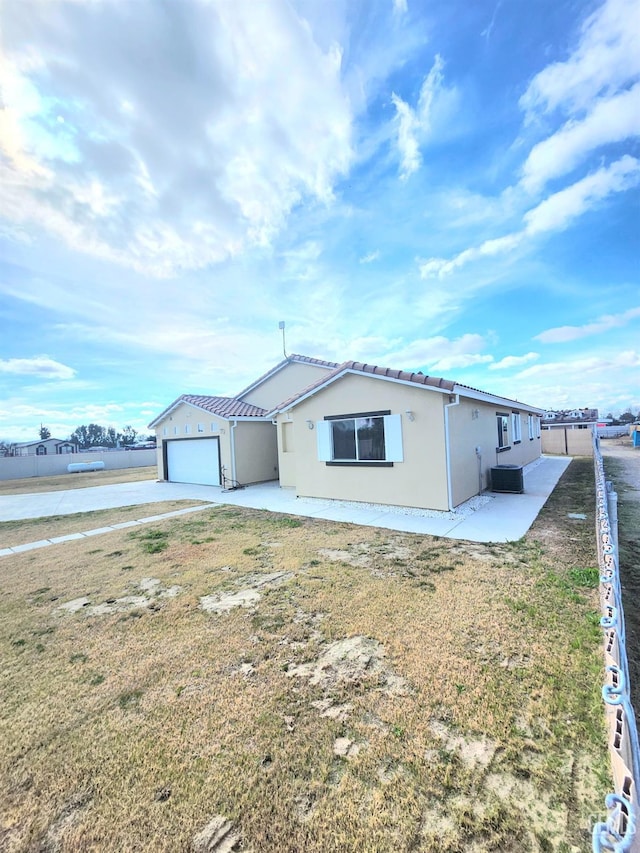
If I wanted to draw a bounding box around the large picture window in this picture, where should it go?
[331,416,386,461]
[316,411,403,465]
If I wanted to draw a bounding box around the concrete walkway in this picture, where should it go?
[0,455,571,555]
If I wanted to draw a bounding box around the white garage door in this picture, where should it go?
[166,438,220,486]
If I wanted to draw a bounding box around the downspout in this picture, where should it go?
[444,394,460,511]
[230,419,238,485]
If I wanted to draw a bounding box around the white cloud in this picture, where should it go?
[359,250,380,264]
[523,155,640,234]
[522,83,640,193]
[473,348,640,414]
[534,306,640,343]
[520,0,640,119]
[385,333,493,373]
[420,156,640,278]
[0,1,354,277]
[392,55,448,179]
[393,0,408,14]
[516,349,640,380]
[489,352,539,370]
[0,356,76,380]
[391,93,421,179]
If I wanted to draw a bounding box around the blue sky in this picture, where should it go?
[0,0,638,441]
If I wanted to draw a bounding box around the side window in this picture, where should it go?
[511,412,522,443]
[496,413,509,450]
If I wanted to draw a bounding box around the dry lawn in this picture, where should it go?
[0,501,208,549]
[0,459,608,852]
[0,466,157,496]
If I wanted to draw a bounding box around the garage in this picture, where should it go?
[165,438,220,486]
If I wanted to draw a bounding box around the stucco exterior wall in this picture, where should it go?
[239,362,332,410]
[234,422,279,484]
[277,417,297,488]
[447,399,541,507]
[277,374,451,511]
[541,427,593,456]
[153,402,230,480]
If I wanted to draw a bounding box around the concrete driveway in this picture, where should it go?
[0,455,571,546]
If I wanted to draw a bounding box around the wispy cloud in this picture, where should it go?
[0,356,76,380]
[391,55,448,179]
[420,156,640,277]
[481,1,502,41]
[519,0,640,119]
[359,250,381,264]
[386,334,493,373]
[522,83,640,193]
[391,93,422,179]
[489,352,539,370]
[534,307,640,343]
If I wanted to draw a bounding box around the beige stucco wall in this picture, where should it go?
[541,427,593,456]
[239,362,332,411]
[153,402,230,480]
[276,374,451,511]
[234,421,279,484]
[447,399,541,506]
[277,374,543,510]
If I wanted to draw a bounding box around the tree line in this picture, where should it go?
[37,423,154,449]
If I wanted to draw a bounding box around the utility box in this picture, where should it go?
[491,464,524,493]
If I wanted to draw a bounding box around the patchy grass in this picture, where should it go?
[0,467,609,852]
[0,501,207,549]
[0,466,157,496]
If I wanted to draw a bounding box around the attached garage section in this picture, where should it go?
[165,438,221,486]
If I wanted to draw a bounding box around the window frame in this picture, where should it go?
[317,410,403,466]
[496,412,510,452]
[511,411,522,444]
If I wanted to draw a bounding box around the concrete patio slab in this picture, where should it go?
[0,455,571,554]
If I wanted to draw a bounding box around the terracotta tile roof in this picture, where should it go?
[344,361,456,390]
[181,395,267,418]
[236,353,339,400]
[149,394,267,426]
[269,360,457,413]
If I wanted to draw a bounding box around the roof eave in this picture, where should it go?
[148,398,232,429]
[452,385,545,414]
[236,354,337,401]
[268,367,453,416]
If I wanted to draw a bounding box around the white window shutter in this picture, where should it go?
[383,414,403,462]
[316,420,332,460]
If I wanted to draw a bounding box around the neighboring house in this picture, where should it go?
[148,355,338,487]
[8,438,79,456]
[150,355,544,511]
[543,407,598,423]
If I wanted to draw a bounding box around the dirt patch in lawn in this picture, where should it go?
[0,480,609,852]
[0,500,207,549]
[0,466,157,496]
